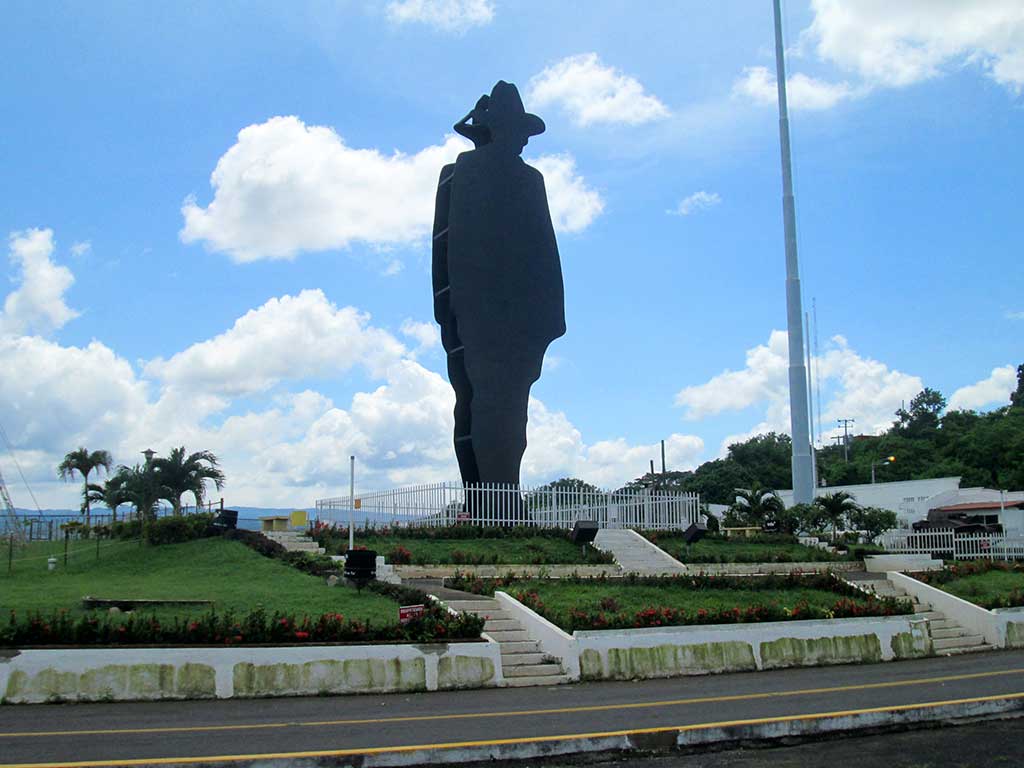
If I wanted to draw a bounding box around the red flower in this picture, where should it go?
[294,631,310,640]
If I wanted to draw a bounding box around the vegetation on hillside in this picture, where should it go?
[617,365,1024,504]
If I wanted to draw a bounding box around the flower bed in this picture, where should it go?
[911,560,1024,609]
[310,523,614,566]
[3,604,484,648]
[447,571,911,632]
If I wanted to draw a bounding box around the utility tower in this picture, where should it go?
[773,0,814,504]
[1,465,25,544]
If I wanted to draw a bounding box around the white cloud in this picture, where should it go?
[527,53,670,127]
[805,0,1024,92]
[1,243,697,506]
[523,399,704,488]
[1005,309,1024,320]
[948,365,1017,411]
[1,228,79,337]
[676,331,924,454]
[732,66,854,110]
[144,289,407,397]
[530,154,605,234]
[70,241,91,257]
[671,190,722,216]
[386,0,494,33]
[400,318,440,355]
[180,116,603,262]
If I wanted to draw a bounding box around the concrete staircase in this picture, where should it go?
[852,576,996,655]
[263,530,325,555]
[446,599,569,687]
[593,529,687,575]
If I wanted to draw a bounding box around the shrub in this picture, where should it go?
[388,545,413,565]
[109,519,142,539]
[145,513,217,545]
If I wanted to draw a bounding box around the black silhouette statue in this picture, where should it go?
[433,81,565,490]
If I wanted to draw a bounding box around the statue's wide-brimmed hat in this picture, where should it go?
[480,81,545,138]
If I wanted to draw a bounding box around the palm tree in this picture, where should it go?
[57,448,113,528]
[732,483,784,528]
[814,491,860,542]
[153,447,226,515]
[118,463,164,522]
[86,475,130,522]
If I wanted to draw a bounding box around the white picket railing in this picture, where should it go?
[315,481,701,531]
[878,528,1024,561]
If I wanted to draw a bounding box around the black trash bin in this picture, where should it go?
[344,549,377,589]
[213,509,238,530]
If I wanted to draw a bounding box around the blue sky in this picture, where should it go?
[2,0,1022,508]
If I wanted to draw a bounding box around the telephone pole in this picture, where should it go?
[837,419,855,462]
[773,0,814,504]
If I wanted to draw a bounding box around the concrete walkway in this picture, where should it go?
[594,528,688,574]
[4,649,1020,767]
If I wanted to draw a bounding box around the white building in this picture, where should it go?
[777,477,961,528]
[776,477,1024,531]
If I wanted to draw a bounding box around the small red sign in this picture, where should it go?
[399,604,425,624]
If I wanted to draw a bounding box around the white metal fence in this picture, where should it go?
[878,528,1024,561]
[315,481,701,531]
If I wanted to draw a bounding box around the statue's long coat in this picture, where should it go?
[444,147,565,376]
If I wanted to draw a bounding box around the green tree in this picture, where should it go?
[152,447,226,515]
[731,483,784,528]
[848,506,898,544]
[117,463,164,522]
[57,447,113,528]
[1011,364,1024,408]
[892,387,946,437]
[726,432,793,490]
[86,475,130,522]
[814,491,860,542]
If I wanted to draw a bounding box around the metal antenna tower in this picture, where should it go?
[773,0,814,503]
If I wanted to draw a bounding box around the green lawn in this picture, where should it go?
[931,569,1024,609]
[328,534,611,565]
[644,534,847,564]
[1,538,399,623]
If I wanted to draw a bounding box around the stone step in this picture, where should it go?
[486,630,530,643]
[929,618,957,630]
[498,640,540,654]
[501,652,546,667]
[504,674,570,688]
[930,626,972,639]
[917,610,944,620]
[504,663,563,678]
[937,643,998,656]
[446,600,499,612]
[473,610,511,622]
[934,634,985,651]
[484,619,522,632]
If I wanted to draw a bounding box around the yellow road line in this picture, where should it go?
[2,691,1022,768]
[1,667,1022,739]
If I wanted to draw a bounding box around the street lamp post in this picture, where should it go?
[871,456,896,484]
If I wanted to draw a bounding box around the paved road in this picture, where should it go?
[533,717,1023,768]
[1,650,1022,767]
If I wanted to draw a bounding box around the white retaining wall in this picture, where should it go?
[888,571,1004,646]
[488,590,931,683]
[573,615,931,681]
[0,641,503,704]
[994,607,1024,649]
[494,591,580,679]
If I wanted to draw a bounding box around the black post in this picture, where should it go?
[96,531,101,560]
[7,535,13,574]
[64,529,69,566]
